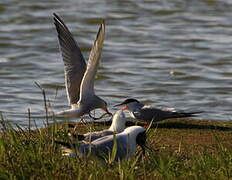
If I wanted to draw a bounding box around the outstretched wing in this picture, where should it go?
[79,22,105,100]
[53,13,86,105]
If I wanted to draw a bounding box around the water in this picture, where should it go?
[1,0,232,127]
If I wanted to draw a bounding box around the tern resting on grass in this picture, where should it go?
[115,98,202,122]
[55,126,146,160]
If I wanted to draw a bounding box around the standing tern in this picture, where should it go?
[70,110,126,142]
[115,98,201,122]
[55,126,146,160]
[53,13,111,118]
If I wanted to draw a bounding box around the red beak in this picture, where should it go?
[121,105,128,111]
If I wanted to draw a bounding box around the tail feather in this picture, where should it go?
[171,111,203,118]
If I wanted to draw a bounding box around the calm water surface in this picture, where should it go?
[1,0,232,127]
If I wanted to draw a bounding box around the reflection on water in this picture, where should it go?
[0,0,232,127]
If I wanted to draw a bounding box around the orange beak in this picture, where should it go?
[121,105,128,111]
[143,124,148,129]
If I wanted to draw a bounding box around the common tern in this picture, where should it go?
[55,126,146,160]
[115,98,201,122]
[70,110,126,142]
[53,13,111,118]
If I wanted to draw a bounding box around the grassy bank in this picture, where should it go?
[0,118,231,179]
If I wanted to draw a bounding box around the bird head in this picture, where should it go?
[109,110,126,132]
[114,98,140,111]
[136,130,147,155]
[88,98,112,120]
[124,126,147,156]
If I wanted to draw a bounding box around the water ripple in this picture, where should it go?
[0,0,232,127]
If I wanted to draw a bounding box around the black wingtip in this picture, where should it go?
[95,20,105,40]
[188,111,204,115]
[53,13,61,27]
[53,13,62,21]
[53,13,65,26]
[53,13,72,36]
[179,111,203,118]
[53,12,60,22]
[53,12,58,17]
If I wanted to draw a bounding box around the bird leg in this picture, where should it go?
[79,116,88,125]
[88,111,112,120]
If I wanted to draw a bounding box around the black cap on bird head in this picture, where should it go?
[114,98,140,107]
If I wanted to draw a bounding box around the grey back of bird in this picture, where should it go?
[80,134,128,160]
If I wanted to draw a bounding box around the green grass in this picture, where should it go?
[0,116,231,180]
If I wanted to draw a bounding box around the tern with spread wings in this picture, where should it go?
[53,13,111,118]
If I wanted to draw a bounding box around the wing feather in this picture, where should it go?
[53,13,86,105]
[79,22,105,100]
